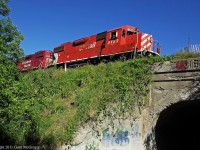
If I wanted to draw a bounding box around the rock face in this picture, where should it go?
[60,59,200,150]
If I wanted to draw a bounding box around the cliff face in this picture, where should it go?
[61,59,200,150]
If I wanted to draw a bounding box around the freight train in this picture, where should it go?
[17,25,160,71]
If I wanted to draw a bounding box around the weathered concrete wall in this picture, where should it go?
[60,58,200,150]
[142,59,200,149]
[61,117,144,150]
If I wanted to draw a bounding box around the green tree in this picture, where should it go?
[0,0,24,99]
[0,0,24,60]
[0,0,9,16]
[0,0,24,144]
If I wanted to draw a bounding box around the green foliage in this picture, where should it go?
[172,51,200,60]
[0,57,155,148]
[0,0,9,16]
[0,0,24,100]
[0,0,24,146]
[0,0,23,60]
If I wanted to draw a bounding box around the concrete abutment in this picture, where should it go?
[60,59,200,150]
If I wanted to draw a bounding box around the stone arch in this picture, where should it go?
[155,99,200,150]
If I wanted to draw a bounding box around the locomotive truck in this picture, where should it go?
[17,25,160,71]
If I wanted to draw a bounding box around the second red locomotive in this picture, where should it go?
[18,25,160,70]
[17,50,53,70]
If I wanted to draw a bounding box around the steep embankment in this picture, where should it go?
[1,52,199,149]
[0,57,158,149]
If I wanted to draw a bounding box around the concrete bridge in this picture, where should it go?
[143,58,200,150]
[61,58,200,150]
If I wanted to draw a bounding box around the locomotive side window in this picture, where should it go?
[122,30,126,37]
[110,31,118,40]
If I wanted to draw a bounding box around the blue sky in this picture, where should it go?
[8,0,200,56]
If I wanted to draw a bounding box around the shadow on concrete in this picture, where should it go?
[155,99,200,150]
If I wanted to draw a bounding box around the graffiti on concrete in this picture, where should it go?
[176,60,186,69]
[96,121,141,148]
[100,128,129,147]
[176,59,200,70]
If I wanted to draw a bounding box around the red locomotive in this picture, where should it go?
[18,25,160,70]
[17,50,53,71]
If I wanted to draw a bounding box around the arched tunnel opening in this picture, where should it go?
[155,100,200,150]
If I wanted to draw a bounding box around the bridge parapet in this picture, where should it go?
[152,58,200,82]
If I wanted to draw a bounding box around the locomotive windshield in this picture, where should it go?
[127,31,134,35]
[127,28,136,35]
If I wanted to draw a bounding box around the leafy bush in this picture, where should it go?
[172,51,200,60]
[0,57,155,148]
